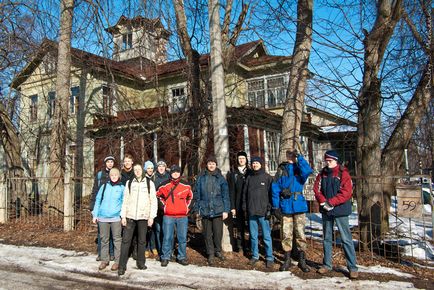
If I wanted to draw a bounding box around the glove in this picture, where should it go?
[272,208,282,221]
[322,201,334,211]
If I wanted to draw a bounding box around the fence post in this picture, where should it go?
[64,147,74,231]
[0,180,7,223]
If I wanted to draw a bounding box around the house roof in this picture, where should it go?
[11,39,269,88]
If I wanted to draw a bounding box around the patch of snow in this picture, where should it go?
[0,243,419,289]
[320,125,357,133]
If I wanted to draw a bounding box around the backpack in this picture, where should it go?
[97,171,103,188]
[127,176,151,194]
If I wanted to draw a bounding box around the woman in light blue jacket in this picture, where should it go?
[92,168,124,271]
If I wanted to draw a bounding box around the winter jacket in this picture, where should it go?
[121,169,134,186]
[227,166,253,211]
[271,155,313,214]
[90,168,110,210]
[193,168,230,218]
[121,176,158,220]
[157,178,193,217]
[154,171,170,190]
[242,168,273,217]
[92,181,124,219]
[313,165,353,217]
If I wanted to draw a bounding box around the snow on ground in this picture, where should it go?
[305,197,434,263]
[0,243,419,289]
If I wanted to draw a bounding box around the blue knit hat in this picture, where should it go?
[143,160,155,170]
[251,156,263,164]
[324,150,339,161]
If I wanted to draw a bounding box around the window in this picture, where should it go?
[170,87,187,113]
[247,79,265,108]
[266,131,279,172]
[48,91,55,118]
[247,74,287,108]
[122,33,133,50]
[30,94,38,121]
[70,86,79,114]
[102,85,114,115]
[267,76,286,107]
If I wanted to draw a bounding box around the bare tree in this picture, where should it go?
[279,0,313,162]
[48,0,75,209]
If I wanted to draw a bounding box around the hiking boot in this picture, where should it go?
[215,252,225,261]
[248,258,258,266]
[145,250,151,258]
[161,259,169,267]
[177,259,189,266]
[279,251,291,272]
[111,263,119,271]
[266,260,274,268]
[110,255,115,261]
[118,267,126,276]
[152,249,159,256]
[349,271,359,279]
[317,266,331,274]
[98,261,109,270]
[137,264,147,270]
[207,255,215,266]
[298,251,310,273]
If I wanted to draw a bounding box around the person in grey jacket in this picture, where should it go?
[193,156,230,265]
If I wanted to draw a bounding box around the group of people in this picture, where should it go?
[90,149,358,279]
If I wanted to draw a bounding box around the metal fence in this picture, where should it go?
[1,174,432,264]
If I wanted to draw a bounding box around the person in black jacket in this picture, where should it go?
[227,151,252,253]
[243,156,274,268]
[193,155,230,265]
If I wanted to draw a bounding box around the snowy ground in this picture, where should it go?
[0,243,421,289]
[305,198,434,264]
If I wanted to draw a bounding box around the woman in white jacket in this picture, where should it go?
[118,163,158,275]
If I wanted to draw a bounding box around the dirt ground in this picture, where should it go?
[0,216,432,289]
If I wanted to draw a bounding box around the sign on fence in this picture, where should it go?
[396,184,423,218]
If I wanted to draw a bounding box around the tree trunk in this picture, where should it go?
[48,0,74,211]
[279,0,313,163]
[209,0,230,175]
[381,63,433,228]
[357,0,402,251]
[173,0,208,174]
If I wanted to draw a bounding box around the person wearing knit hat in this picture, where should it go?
[324,150,339,161]
[156,164,193,267]
[243,156,275,268]
[90,155,116,262]
[250,156,263,165]
[271,150,313,273]
[152,160,171,260]
[227,151,252,253]
[192,155,230,265]
[206,155,218,165]
[313,149,358,279]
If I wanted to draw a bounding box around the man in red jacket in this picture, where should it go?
[156,165,193,267]
[313,150,358,279]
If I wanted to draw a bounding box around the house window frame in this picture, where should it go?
[247,73,288,109]
[70,86,79,115]
[265,130,280,174]
[122,32,133,51]
[30,94,38,121]
[102,84,115,115]
[48,91,55,118]
[168,83,188,113]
